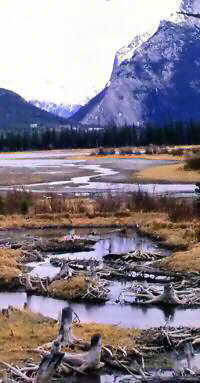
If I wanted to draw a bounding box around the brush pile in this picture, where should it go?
[2,307,200,382]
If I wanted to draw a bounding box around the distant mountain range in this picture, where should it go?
[1,0,200,132]
[71,0,200,127]
[0,88,68,129]
[30,100,81,119]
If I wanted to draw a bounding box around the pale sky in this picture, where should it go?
[0,0,181,104]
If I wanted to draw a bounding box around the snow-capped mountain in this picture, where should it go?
[113,28,157,70]
[71,0,200,127]
[31,100,81,119]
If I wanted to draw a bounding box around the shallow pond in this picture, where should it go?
[27,228,167,285]
[4,229,196,330]
[29,229,164,268]
[1,227,200,380]
[1,291,200,329]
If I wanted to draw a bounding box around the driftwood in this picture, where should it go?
[137,376,200,382]
[143,283,183,305]
[19,275,47,294]
[3,307,200,381]
[34,351,64,383]
[62,334,104,373]
[120,281,200,307]
[104,249,165,263]
[51,262,73,282]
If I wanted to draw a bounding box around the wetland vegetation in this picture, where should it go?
[0,150,199,381]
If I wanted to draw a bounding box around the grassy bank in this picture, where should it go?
[48,275,89,300]
[0,248,23,287]
[1,210,200,273]
[0,309,139,365]
[0,190,200,273]
[0,309,57,364]
[85,153,183,161]
[134,162,200,183]
[0,211,197,250]
[158,245,200,273]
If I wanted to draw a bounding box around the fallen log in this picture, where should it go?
[36,238,95,253]
[63,333,104,373]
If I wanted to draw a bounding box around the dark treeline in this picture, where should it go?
[0,121,200,151]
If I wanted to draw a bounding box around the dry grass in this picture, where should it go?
[48,275,88,300]
[0,309,57,364]
[134,163,200,183]
[0,309,140,365]
[88,154,183,161]
[185,154,200,170]
[158,245,200,273]
[0,248,22,284]
[0,191,200,273]
[0,211,198,251]
[74,322,140,349]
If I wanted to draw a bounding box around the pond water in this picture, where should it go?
[28,229,166,278]
[1,227,200,380]
[0,229,198,330]
[1,291,200,329]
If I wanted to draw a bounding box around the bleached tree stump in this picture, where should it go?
[57,307,76,346]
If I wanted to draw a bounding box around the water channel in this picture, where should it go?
[0,150,196,196]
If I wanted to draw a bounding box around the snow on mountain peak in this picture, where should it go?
[180,0,200,13]
[114,28,157,68]
[71,2,200,128]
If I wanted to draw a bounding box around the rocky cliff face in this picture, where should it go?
[71,0,200,127]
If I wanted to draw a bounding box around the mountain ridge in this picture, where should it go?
[71,0,200,127]
[0,88,68,129]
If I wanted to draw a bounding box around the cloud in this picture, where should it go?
[0,0,181,104]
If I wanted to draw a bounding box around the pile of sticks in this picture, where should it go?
[120,281,200,307]
[2,307,200,382]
